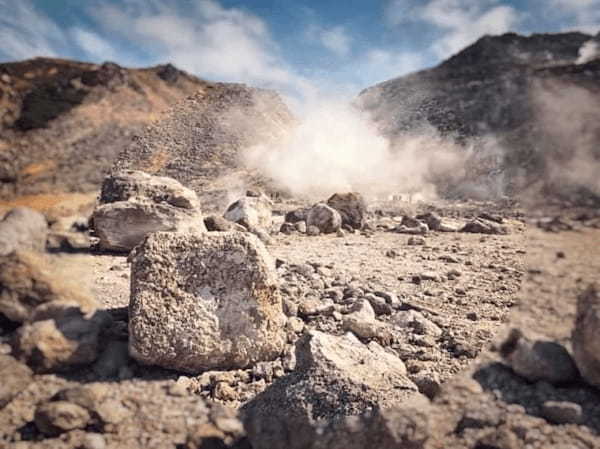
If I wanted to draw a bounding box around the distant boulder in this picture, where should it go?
[306,204,342,234]
[326,192,367,230]
[224,193,273,230]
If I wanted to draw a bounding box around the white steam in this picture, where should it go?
[576,39,600,64]
[243,101,468,200]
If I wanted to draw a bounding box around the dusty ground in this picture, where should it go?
[2,199,600,449]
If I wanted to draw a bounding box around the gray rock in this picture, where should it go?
[0,354,33,408]
[499,328,578,384]
[279,222,296,235]
[460,219,508,235]
[0,207,48,256]
[343,299,392,341]
[129,231,286,373]
[243,331,419,449]
[326,192,367,230]
[572,284,600,388]
[294,221,307,233]
[394,223,429,235]
[35,401,91,436]
[93,170,206,252]
[224,194,273,230]
[541,401,583,424]
[93,340,129,378]
[306,225,320,236]
[408,236,426,245]
[416,212,442,231]
[306,203,342,234]
[298,296,334,318]
[204,215,243,232]
[392,310,443,337]
[285,208,308,224]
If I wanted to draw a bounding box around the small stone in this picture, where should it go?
[294,221,307,233]
[411,371,442,399]
[298,297,334,318]
[213,382,238,401]
[307,225,320,236]
[82,433,106,449]
[466,312,478,321]
[35,401,91,436]
[169,376,192,396]
[408,236,426,246]
[541,401,583,424]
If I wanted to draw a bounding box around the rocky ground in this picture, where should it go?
[3,185,598,448]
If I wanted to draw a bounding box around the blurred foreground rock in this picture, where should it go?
[0,207,48,256]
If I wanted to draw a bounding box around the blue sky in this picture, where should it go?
[0,0,599,100]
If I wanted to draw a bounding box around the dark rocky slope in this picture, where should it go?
[357,32,600,203]
[0,58,208,199]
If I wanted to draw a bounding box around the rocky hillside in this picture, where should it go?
[0,58,208,200]
[112,83,294,210]
[357,32,600,203]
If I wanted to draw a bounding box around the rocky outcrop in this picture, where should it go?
[0,207,48,256]
[92,170,206,252]
[129,231,286,373]
[306,204,342,234]
[243,331,420,449]
[112,84,294,207]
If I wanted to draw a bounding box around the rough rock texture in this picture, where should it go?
[0,58,208,199]
[306,203,342,234]
[243,331,420,448]
[572,284,600,388]
[0,251,97,323]
[224,194,273,230]
[0,207,48,256]
[0,354,33,408]
[326,192,367,230]
[92,170,206,252]
[35,401,92,436]
[112,84,294,209]
[499,328,578,384]
[129,231,286,373]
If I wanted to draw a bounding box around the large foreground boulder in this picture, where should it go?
[572,284,600,389]
[243,331,421,449]
[326,192,367,230]
[306,204,342,234]
[0,207,48,256]
[129,231,286,373]
[92,170,206,252]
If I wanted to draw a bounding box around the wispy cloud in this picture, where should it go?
[386,0,521,57]
[317,25,353,56]
[546,0,600,33]
[0,0,67,60]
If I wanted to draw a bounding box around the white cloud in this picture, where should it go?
[70,28,119,62]
[90,0,311,98]
[547,0,600,33]
[319,26,352,56]
[385,0,521,58]
[0,0,67,60]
